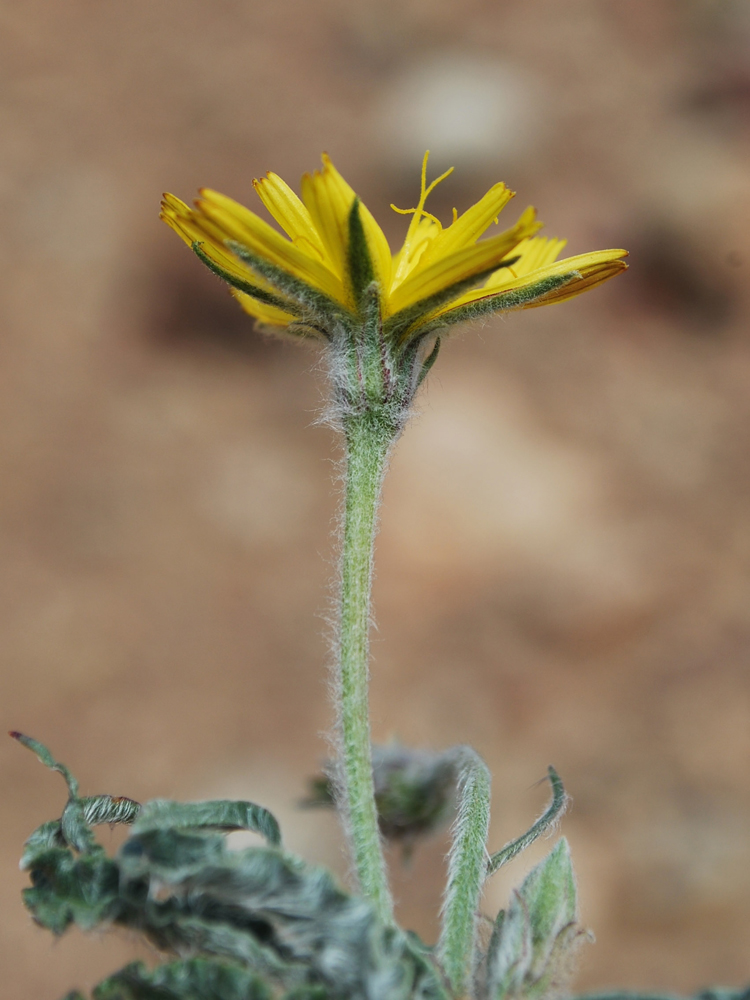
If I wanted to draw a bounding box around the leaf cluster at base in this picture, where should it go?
[18,736,448,1000]
[17,736,748,1000]
[24,815,447,1000]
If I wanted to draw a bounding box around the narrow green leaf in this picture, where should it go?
[191,243,303,318]
[417,337,441,387]
[227,241,353,332]
[358,282,389,407]
[10,732,79,798]
[402,273,578,341]
[437,746,491,997]
[133,799,280,846]
[383,258,520,344]
[523,839,577,960]
[487,839,583,1000]
[487,766,568,877]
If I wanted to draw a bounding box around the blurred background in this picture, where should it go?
[2,0,750,996]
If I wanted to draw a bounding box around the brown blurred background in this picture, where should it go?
[3,0,750,996]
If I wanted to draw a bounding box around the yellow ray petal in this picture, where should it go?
[161,195,278,292]
[416,182,515,267]
[301,155,393,294]
[161,203,242,277]
[161,192,192,218]
[427,249,628,318]
[252,172,329,264]
[520,252,629,308]
[197,189,346,303]
[231,288,297,326]
[478,236,567,292]
[160,193,202,246]
[386,207,541,316]
[390,215,442,281]
[503,236,567,276]
[300,167,346,277]
[160,210,193,248]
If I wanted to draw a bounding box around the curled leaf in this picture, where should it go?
[487,767,568,877]
[134,799,281,846]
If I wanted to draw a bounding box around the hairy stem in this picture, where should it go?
[335,410,396,924]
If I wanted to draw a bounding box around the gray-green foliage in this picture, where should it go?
[17,735,748,1000]
[17,736,448,1000]
[438,748,491,998]
[304,742,459,850]
[487,768,568,877]
[485,840,585,1000]
[16,734,587,1000]
[571,992,750,1000]
[62,958,275,1000]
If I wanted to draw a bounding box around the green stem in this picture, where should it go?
[336,410,396,925]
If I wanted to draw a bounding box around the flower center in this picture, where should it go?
[390,151,454,284]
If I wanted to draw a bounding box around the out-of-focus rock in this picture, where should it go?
[372,52,546,176]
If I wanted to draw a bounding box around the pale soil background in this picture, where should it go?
[2,1,750,996]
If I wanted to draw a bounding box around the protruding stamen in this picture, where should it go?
[392,151,455,283]
[390,204,443,229]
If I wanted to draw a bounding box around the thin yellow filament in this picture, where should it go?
[391,151,455,283]
[390,204,443,228]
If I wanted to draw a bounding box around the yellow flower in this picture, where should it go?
[160,153,627,343]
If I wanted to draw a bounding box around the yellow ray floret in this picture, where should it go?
[231,289,298,327]
[386,206,541,316]
[300,154,393,293]
[161,193,289,303]
[161,153,627,333]
[252,172,329,264]
[423,241,629,323]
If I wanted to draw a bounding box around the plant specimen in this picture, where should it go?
[14,154,725,1000]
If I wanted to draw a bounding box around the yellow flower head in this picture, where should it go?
[160,152,627,345]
